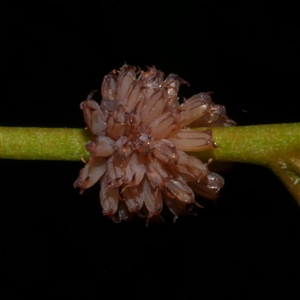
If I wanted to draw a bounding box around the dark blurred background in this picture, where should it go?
[1,1,299,299]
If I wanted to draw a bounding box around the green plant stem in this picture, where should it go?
[191,123,300,206]
[190,123,299,163]
[1,124,299,205]
[0,127,91,161]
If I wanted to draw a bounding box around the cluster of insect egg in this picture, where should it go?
[74,65,235,223]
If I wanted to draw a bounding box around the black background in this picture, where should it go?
[1,1,300,299]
